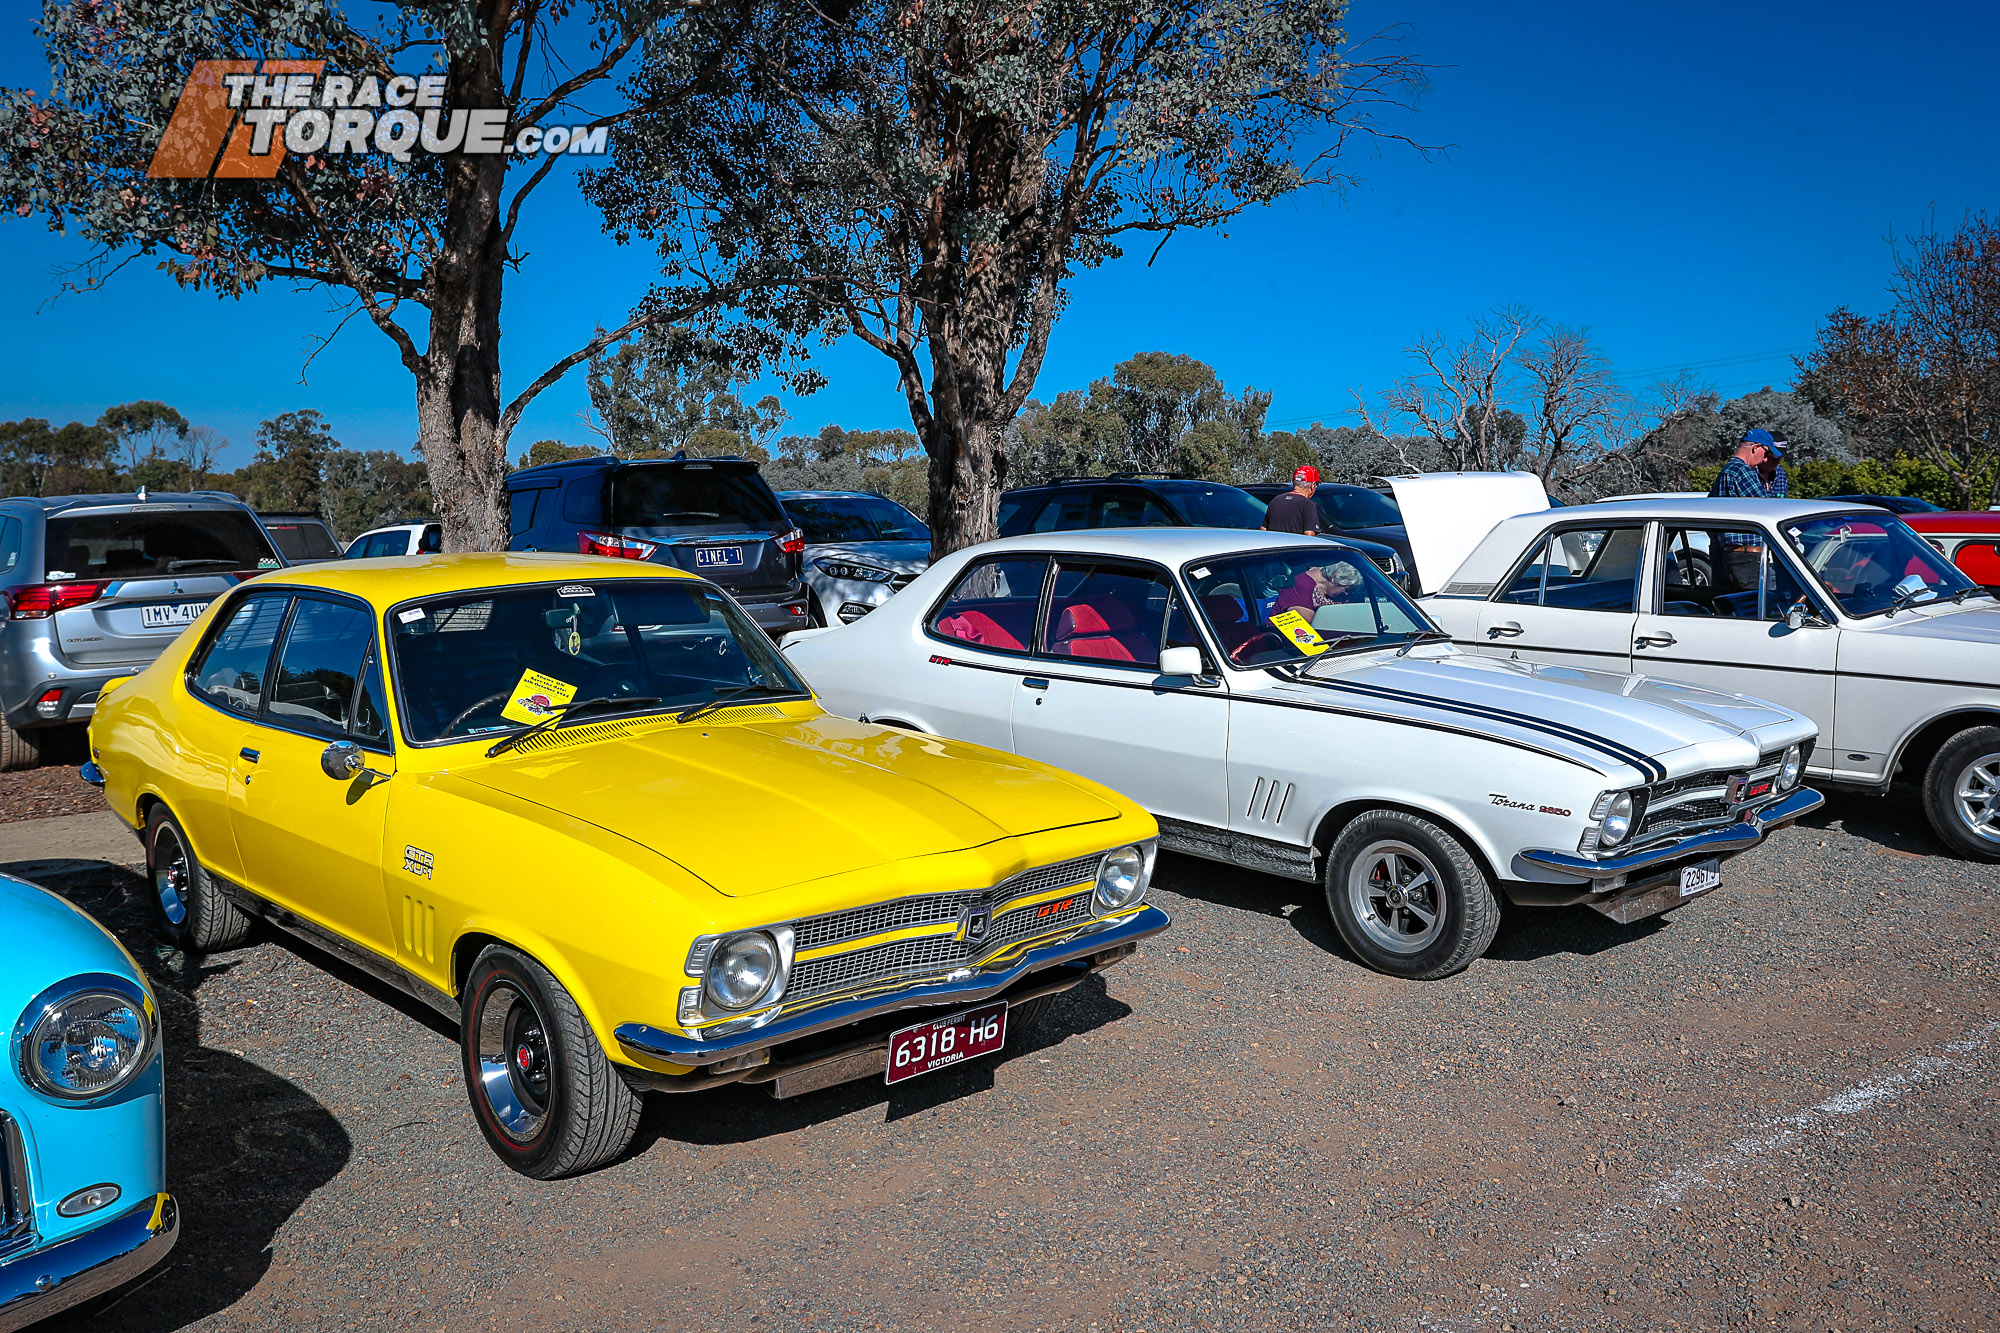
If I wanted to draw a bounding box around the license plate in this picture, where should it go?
[885,1001,1008,1085]
[1679,858,1722,897]
[694,546,744,568]
[139,601,208,630]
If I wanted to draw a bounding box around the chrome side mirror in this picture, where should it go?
[1891,572,1933,607]
[1157,646,1205,677]
[320,740,364,780]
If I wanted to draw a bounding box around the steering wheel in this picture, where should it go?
[444,690,511,737]
[1230,631,1286,664]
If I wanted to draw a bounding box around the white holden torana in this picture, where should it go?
[782,528,1822,979]
[1391,476,2000,863]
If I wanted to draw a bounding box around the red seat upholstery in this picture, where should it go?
[1049,598,1154,663]
[935,608,1026,651]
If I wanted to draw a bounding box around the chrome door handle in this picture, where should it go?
[1635,633,1677,648]
[239,747,260,762]
[1022,678,1049,691]
[1486,621,1523,639]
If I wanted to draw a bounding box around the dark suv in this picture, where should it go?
[999,474,1410,587]
[506,455,808,632]
[0,491,286,768]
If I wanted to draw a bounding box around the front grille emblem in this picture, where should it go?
[960,908,990,943]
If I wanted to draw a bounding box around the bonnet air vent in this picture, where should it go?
[686,704,785,726]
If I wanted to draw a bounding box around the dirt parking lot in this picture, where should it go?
[6,770,1995,1333]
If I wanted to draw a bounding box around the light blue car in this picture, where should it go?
[0,872,178,1330]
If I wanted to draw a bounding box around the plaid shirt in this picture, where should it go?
[1710,456,1789,499]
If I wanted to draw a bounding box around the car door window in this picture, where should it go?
[1028,493,1093,532]
[267,597,378,735]
[189,594,290,715]
[418,526,443,553]
[1042,561,1172,665]
[1951,541,2000,587]
[1496,527,1644,612]
[1090,488,1173,528]
[928,556,1047,654]
[1661,526,1812,620]
[352,643,390,743]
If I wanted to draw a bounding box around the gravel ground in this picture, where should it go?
[7,783,1996,1333]
[0,760,103,821]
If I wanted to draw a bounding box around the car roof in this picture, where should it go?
[776,490,884,500]
[959,527,1336,563]
[354,521,436,535]
[1904,511,2000,533]
[509,454,756,484]
[240,551,705,602]
[5,492,251,513]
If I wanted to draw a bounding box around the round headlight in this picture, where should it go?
[1599,792,1636,848]
[704,932,780,1011]
[19,983,154,1101]
[1778,744,1803,791]
[1094,845,1148,913]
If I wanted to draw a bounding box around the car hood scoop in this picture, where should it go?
[459,714,1120,896]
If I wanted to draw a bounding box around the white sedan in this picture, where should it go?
[782,529,1821,979]
[1398,479,2000,862]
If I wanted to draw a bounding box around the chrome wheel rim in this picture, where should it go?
[153,826,189,926]
[1347,839,1446,955]
[1953,751,2000,847]
[475,983,552,1143]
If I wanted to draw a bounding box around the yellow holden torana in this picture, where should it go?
[84,553,1169,1178]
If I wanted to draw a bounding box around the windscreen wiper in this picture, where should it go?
[674,683,797,724]
[485,696,662,757]
[1393,629,1453,657]
[167,558,239,572]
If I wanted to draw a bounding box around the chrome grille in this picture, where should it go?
[1367,553,1398,574]
[792,853,1101,952]
[1631,755,1788,848]
[0,1110,30,1258]
[785,853,1105,1003]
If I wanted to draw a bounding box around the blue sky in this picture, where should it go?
[1,0,1995,466]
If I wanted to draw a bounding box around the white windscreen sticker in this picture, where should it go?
[398,608,426,623]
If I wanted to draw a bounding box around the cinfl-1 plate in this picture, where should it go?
[885,1000,1007,1085]
[694,546,745,568]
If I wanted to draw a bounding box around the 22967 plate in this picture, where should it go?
[1679,858,1722,897]
[885,1001,1007,1085]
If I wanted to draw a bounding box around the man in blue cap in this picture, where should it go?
[1709,428,1790,591]
[1709,428,1790,498]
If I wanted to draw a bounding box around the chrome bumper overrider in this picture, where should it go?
[1521,787,1824,883]
[617,904,1171,1067]
[0,1194,179,1333]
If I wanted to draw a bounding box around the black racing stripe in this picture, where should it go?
[932,655,1606,774]
[1294,675,1666,782]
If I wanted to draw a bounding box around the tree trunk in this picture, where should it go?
[922,406,1005,562]
[411,8,513,553]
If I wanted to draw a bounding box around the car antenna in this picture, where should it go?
[136,485,147,502]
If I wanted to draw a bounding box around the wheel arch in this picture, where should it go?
[448,925,624,1061]
[1889,708,2000,789]
[1308,796,1505,889]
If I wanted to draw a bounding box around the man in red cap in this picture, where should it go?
[1261,464,1322,535]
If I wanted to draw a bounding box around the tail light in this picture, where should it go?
[778,528,805,555]
[577,531,660,560]
[9,581,108,619]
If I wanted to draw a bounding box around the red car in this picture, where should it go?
[1904,511,2000,592]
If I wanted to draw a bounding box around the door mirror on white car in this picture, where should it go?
[1785,605,1829,631]
[1157,645,1206,677]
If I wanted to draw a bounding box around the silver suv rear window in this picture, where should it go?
[44,509,280,579]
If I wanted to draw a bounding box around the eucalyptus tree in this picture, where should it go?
[0,0,786,548]
[593,0,1426,556]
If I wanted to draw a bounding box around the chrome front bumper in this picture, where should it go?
[0,1194,179,1332]
[1520,787,1824,883]
[616,904,1171,1068]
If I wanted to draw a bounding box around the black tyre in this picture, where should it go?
[1008,992,1059,1031]
[146,806,253,951]
[0,723,43,773]
[1323,809,1500,980]
[806,593,830,629]
[460,946,642,1179]
[1921,725,2000,862]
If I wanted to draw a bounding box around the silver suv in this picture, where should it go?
[0,491,285,768]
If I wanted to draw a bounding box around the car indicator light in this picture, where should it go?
[778,528,806,555]
[576,531,659,560]
[8,581,108,619]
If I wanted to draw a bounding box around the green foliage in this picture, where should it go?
[315,448,433,539]
[1010,352,1271,484]
[585,326,789,463]
[0,416,118,495]
[236,409,335,513]
[516,440,599,470]
[763,426,927,512]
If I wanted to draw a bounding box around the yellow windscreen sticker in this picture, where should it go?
[1268,608,1330,656]
[501,669,578,725]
